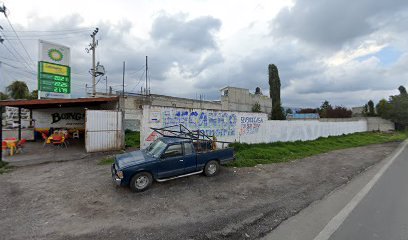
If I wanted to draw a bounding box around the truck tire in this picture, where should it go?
[130,172,153,192]
[204,160,219,177]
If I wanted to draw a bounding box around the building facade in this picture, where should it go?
[220,87,272,114]
[94,86,272,131]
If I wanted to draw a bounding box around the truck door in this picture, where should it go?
[157,143,184,179]
[183,142,197,174]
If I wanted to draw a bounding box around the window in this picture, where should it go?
[163,144,182,158]
[184,142,194,155]
[146,139,167,158]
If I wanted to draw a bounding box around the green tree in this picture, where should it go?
[29,90,38,100]
[362,104,368,116]
[367,100,376,116]
[386,95,408,128]
[380,86,408,129]
[268,64,285,120]
[375,99,390,118]
[285,108,293,115]
[398,85,407,96]
[6,81,30,99]
[251,102,261,112]
[0,91,8,100]
[319,100,332,118]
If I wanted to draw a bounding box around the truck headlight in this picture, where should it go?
[117,170,124,179]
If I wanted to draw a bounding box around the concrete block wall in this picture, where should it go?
[140,106,369,148]
[365,117,395,131]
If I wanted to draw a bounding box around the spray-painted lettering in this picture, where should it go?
[162,110,237,137]
[240,116,263,135]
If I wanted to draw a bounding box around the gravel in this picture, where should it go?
[0,142,400,240]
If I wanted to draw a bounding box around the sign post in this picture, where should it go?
[38,40,71,99]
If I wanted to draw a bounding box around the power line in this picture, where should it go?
[0,33,35,72]
[130,68,146,92]
[0,28,93,33]
[4,31,91,38]
[3,15,35,70]
[1,61,36,75]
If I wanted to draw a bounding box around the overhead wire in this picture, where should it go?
[0,28,93,32]
[4,16,35,70]
[0,33,35,72]
[129,68,146,93]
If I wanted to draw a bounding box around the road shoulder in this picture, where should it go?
[262,140,408,240]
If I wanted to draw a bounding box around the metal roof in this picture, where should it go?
[0,97,119,109]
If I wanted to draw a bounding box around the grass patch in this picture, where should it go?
[0,161,12,174]
[98,157,114,165]
[228,131,407,168]
[125,130,140,148]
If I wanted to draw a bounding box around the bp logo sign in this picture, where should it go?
[48,49,63,62]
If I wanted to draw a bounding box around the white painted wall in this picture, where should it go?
[141,106,368,148]
[32,108,85,130]
[246,119,367,144]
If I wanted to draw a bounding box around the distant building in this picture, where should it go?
[93,86,272,131]
[220,86,272,114]
[352,106,365,117]
[287,113,320,120]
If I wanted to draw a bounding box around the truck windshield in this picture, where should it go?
[146,139,167,158]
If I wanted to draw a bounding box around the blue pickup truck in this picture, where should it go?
[111,137,235,192]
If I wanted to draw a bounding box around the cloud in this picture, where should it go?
[0,12,224,98]
[2,1,408,109]
[150,13,221,52]
[271,0,408,48]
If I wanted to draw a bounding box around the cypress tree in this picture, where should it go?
[268,64,285,120]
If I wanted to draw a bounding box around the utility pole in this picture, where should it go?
[105,76,108,95]
[122,61,125,97]
[86,27,99,97]
[145,56,148,95]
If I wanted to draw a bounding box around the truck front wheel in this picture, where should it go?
[130,172,153,192]
[204,160,219,177]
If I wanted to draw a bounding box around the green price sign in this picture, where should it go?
[38,61,71,94]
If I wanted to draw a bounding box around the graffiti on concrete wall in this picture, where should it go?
[240,116,263,135]
[142,107,267,147]
[162,110,238,137]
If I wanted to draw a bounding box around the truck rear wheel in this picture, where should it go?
[204,160,219,177]
[130,172,153,192]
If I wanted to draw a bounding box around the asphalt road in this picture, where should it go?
[330,141,408,240]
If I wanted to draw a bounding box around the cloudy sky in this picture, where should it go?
[0,0,408,108]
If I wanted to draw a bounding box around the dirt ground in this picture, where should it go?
[0,142,400,240]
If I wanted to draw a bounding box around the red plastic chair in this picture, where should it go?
[51,135,66,148]
[42,133,48,147]
[16,139,27,153]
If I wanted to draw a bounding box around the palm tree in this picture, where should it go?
[0,91,8,100]
[6,81,30,99]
